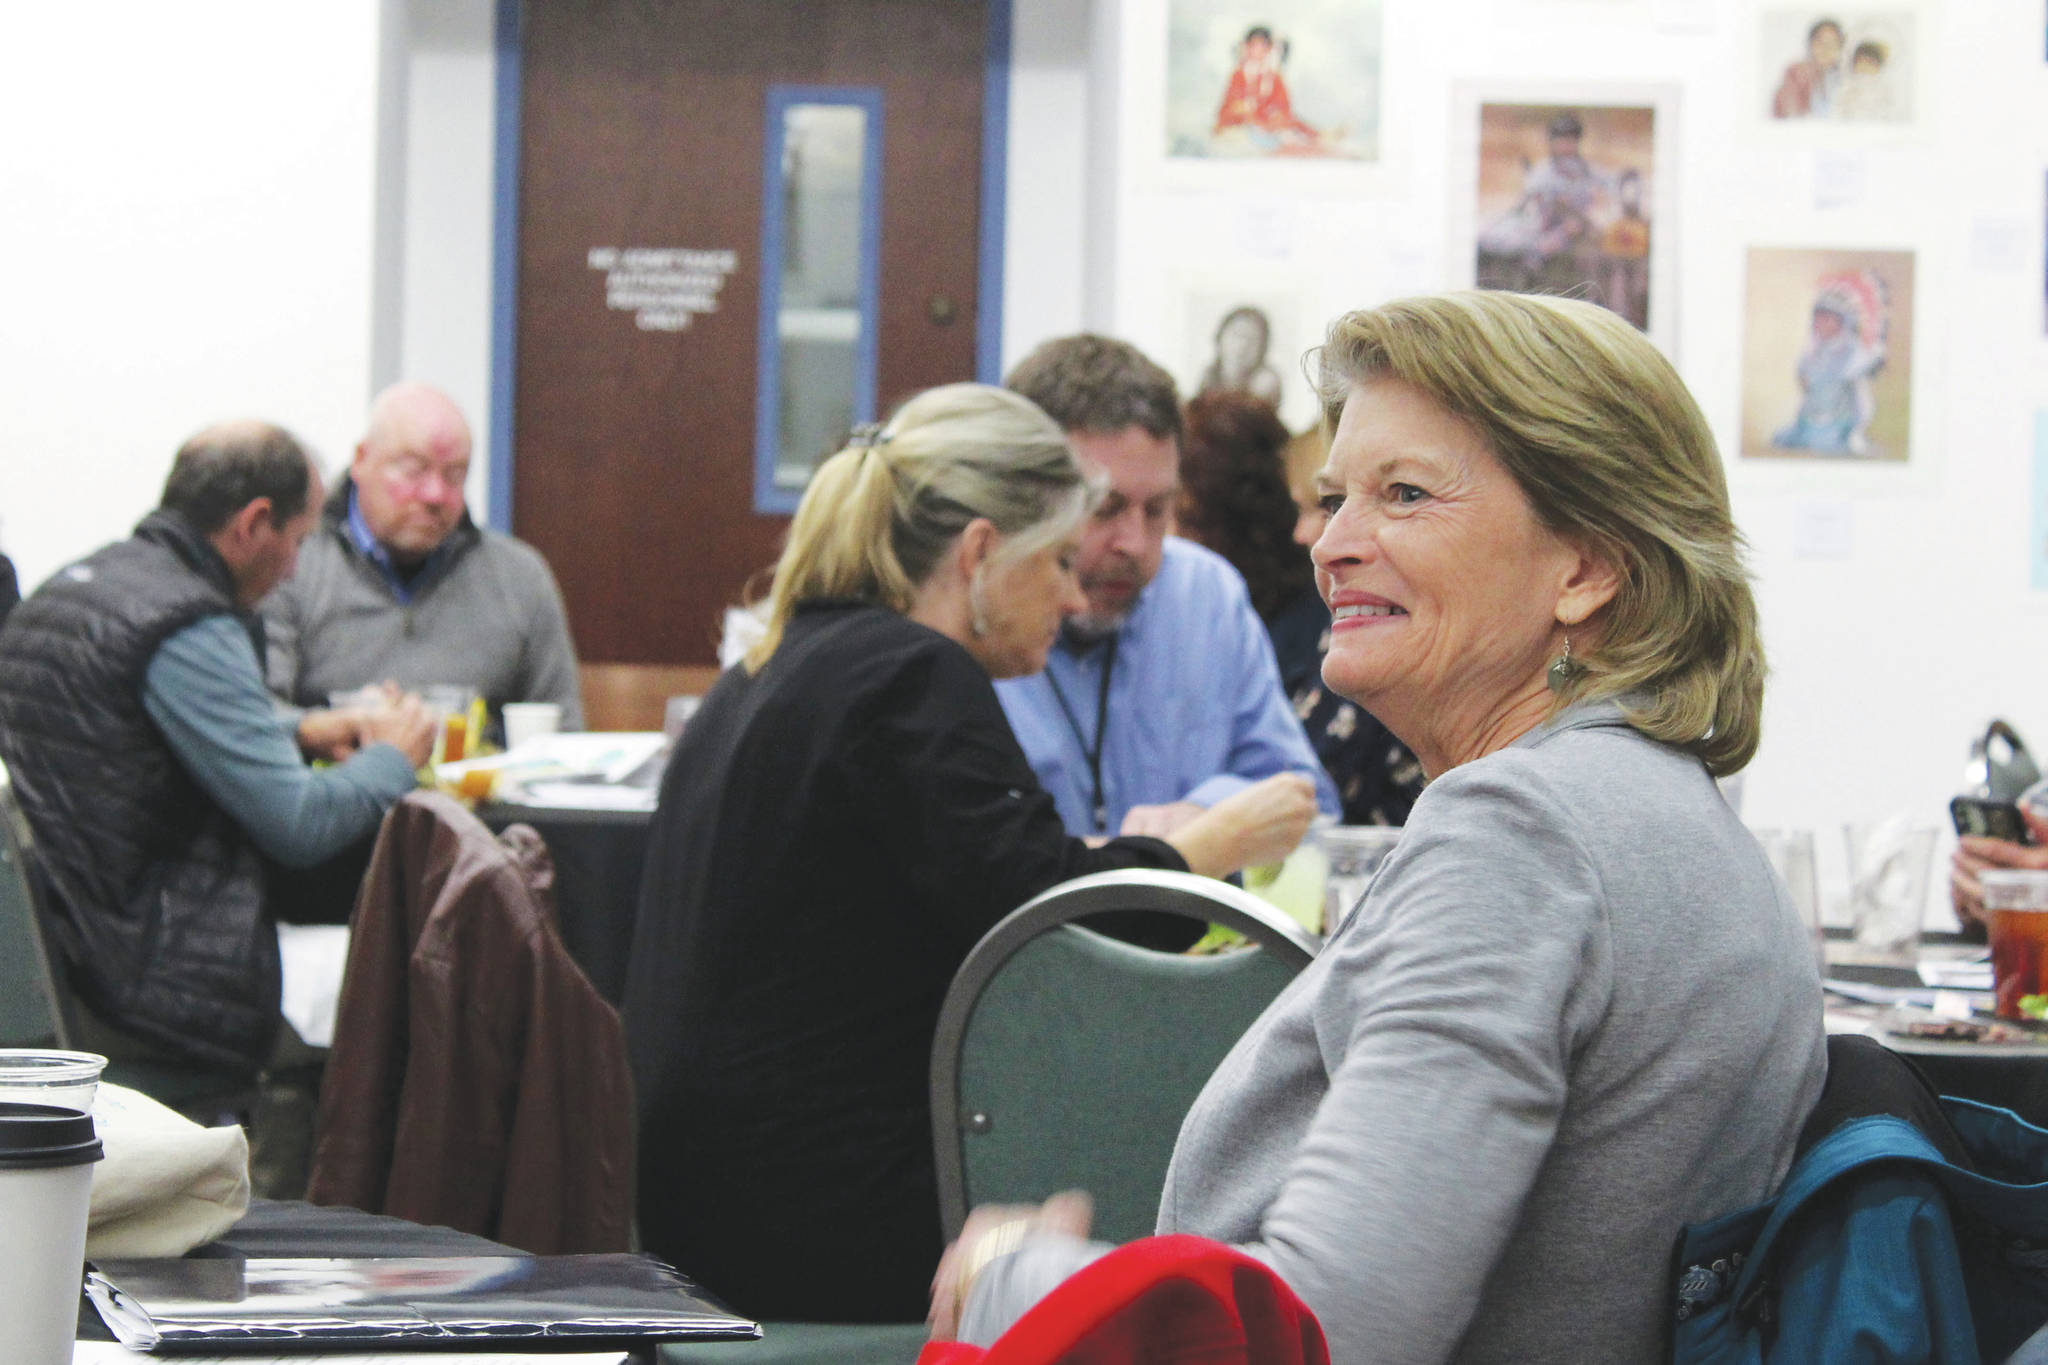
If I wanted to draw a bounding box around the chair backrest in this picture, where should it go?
[931,869,1318,1244]
[0,755,72,1048]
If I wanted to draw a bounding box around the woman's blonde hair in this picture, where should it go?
[1314,292,1765,775]
[744,383,1087,671]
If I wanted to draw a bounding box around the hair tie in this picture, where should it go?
[848,422,891,450]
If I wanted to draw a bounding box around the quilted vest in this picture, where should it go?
[0,510,279,1076]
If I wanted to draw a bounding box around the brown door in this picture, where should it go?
[514,0,989,665]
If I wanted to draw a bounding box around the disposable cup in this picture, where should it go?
[326,686,386,712]
[1983,870,2048,1020]
[1844,820,1935,960]
[0,1050,106,1115]
[503,702,564,750]
[422,685,481,765]
[1750,828,1825,975]
[1318,825,1403,933]
[0,1101,104,1365]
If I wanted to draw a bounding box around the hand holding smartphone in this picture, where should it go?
[1952,796,2033,844]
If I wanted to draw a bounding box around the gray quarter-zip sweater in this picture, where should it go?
[261,479,583,729]
[964,702,1827,1364]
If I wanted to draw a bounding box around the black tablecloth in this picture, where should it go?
[481,803,652,1005]
[1897,1043,2048,1131]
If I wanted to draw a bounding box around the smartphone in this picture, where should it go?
[1951,795,2032,843]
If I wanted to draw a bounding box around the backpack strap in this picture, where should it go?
[1720,1114,1950,1309]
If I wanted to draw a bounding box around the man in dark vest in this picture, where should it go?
[0,421,435,1079]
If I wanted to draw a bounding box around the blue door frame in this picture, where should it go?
[485,0,1012,532]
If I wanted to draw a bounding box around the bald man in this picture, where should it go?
[0,423,433,1078]
[262,383,584,730]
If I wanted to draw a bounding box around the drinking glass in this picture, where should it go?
[1981,870,2048,1019]
[421,685,481,765]
[1844,819,1936,960]
[1750,828,1824,974]
[0,1051,106,1115]
[1318,825,1403,934]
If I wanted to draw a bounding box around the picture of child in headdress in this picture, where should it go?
[1773,271,1889,456]
[1742,247,1915,463]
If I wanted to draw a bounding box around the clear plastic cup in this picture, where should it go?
[0,1051,107,1115]
[1319,825,1403,933]
[421,685,481,765]
[1982,870,2048,1020]
[1844,820,1935,960]
[1751,828,1824,975]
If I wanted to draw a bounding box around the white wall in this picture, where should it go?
[996,0,2047,927]
[394,0,499,518]
[0,6,385,592]
[13,1,2043,927]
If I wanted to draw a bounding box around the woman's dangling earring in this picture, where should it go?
[1547,635,1580,694]
[968,567,990,639]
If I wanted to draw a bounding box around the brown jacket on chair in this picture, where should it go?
[307,790,634,1253]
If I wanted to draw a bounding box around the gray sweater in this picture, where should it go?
[262,498,583,730]
[966,702,1827,1364]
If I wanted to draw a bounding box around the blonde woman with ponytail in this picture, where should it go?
[932,298,1827,1363]
[624,383,1315,1325]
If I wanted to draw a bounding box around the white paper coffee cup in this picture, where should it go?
[0,1101,104,1365]
[503,702,564,750]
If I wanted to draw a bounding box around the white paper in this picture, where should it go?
[1919,959,1994,991]
[500,732,665,783]
[1232,202,1300,262]
[276,922,350,1048]
[1653,0,1717,31]
[1812,150,1866,210]
[1969,216,2029,275]
[1792,501,1854,560]
[438,731,667,804]
[517,782,659,811]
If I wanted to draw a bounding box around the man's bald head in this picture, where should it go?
[161,420,317,535]
[352,382,473,563]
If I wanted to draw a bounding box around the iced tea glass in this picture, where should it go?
[1982,870,2048,1020]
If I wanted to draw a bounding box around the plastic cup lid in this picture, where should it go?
[0,1101,103,1168]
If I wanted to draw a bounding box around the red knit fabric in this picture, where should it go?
[918,1235,1328,1365]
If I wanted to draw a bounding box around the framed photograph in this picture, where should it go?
[1740,247,1916,463]
[1448,84,1682,354]
[1164,0,1383,163]
[1170,279,1325,433]
[1758,8,1919,125]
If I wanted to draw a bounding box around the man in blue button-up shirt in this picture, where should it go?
[996,335,1338,837]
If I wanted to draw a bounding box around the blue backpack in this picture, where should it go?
[1671,1092,2048,1364]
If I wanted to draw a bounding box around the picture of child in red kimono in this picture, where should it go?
[1212,26,1340,156]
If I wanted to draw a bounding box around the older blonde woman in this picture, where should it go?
[625,383,1316,1325]
[932,296,1827,1363]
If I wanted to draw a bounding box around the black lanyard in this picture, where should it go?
[1044,633,1120,833]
